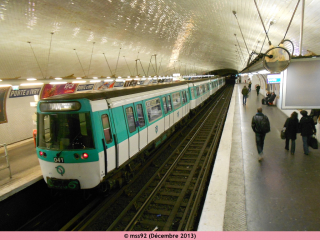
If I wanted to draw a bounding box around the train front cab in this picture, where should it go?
[36,99,104,190]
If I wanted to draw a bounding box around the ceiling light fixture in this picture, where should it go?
[72,81,86,83]
[20,83,44,86]
[50,82,67,85]
[27,78,37,81]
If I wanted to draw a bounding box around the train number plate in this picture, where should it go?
[54,157,64,163]
[46,177,80,190]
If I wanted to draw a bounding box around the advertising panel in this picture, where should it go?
[0,87,10,123]
[40,83,78,99]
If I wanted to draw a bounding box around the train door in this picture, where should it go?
[161,96,170,130]
[134,102,148,150]
[99,111,117,173]
[123,104,139,158]
[167,95,173,128]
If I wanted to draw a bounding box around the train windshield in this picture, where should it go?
[38,112,94,150]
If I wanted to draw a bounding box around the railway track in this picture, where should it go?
[63,85,233,231]
[106,85,233,231]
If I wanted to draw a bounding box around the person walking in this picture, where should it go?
[251,107,270,162]
[248,80,252,92]
[283,111,299,155]
[241,85,249,105]
[299,110,316,155]
[256,84,260,96]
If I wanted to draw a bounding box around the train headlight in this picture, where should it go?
[81,153,89,159]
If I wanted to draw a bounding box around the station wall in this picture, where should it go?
[0,93,36,145]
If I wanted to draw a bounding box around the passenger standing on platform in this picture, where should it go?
[248,79,252,92]
[241,86,249,105]
[299,110,316,155]
[256,84,260,96]
[283,111,299,155]
[251,107,270,162]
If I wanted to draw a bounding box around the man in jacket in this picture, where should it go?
[241,85,249,105]
[300,110,316,155]
[252,107,270,162]
[256,84,261,96]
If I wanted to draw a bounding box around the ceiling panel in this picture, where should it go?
[0,0,318,80]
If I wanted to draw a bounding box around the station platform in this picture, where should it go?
[0,139,42,201]
[198,84,320,231]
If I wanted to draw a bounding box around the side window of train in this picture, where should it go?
[196,86,200,96]
[181,91,186,104]
[145,98,163,123]
[191,88,195,99]
[101,114,113,144]
[162,97,168,114]
[126,107,136,133]
[136,104,145,127]
[207,84,210,91]
[172,92,182,110]
[183,91,188,103]
[167,95,172,112]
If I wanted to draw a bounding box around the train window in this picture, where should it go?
[101,114,113,144]
[196,86,200,96]
[136,104,145,127]
[146,98,163,123]
[162,97,168,114]
[181,91,186,104]
[167,95,172,112]
[190,88,195,99]
[38,112,94,150]
[207,84,210,91]
[183,91,188,104]
[126,107,136,133]
[172,92,181,109]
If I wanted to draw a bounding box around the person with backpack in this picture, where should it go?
[251,107,270,162]
[283,111,299,155]
[241,85,249,105]
[300,110,316,155]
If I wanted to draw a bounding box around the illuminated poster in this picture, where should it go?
[95,81,115,90]
[40,83,79,99]
[0,87,10,124]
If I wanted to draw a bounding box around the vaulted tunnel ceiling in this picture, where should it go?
[0,0,319,81]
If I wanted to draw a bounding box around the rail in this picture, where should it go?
[0,143,12,179]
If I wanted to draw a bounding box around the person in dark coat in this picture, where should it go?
[248,80,252,92]
[283,111,299,155]
[300,110,316,155]
[256,84,261,96]
[252,107,270,162]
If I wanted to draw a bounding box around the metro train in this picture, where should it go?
[36,77,226,191]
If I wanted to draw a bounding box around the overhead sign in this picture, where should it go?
[9,88,41,98]
[267,74,282,84]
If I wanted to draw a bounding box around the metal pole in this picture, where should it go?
[299,0,305,56]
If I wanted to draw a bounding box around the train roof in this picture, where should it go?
[41,78,219,101]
